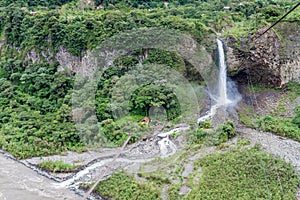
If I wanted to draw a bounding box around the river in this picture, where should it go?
[0,153,81,200]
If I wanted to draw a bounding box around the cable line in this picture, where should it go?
[240,2,300,199]
[254,2,300,40]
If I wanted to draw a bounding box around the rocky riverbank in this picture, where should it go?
[8,122,297,199]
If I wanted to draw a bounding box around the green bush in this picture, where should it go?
[257,115,300,141]
[292,106,300,128]
[130,84,181,120]
[86,172,161,200]
[38,160,78,173]
[199,120,212,129]
[97,115,152,147]
[191,120,236,145]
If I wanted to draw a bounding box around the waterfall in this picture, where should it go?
[197,38,240,123]
[217,38,230,104]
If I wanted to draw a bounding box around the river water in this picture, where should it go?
[0,153,81,200]
[0,124,190,200]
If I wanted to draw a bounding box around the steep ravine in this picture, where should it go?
[0,23,299,199]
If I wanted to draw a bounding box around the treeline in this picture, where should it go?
[0,0,74,9]
[1,6,210,56]
[1,0,298,55]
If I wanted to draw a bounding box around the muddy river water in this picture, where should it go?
[0,153,81,200]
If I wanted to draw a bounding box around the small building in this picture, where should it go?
[141,117,151,123]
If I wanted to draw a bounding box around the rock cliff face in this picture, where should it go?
[20,46,96,78]
[1,22,299,87]
[276,22,300,85]
[226,22,300,86]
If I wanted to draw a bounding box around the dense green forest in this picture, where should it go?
[0,0,299,159]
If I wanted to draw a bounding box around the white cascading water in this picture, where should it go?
[217,38,230,104]
[197,38,232,123]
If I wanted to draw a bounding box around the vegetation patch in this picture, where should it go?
[286,81,300,101]
[38,160,79,173]
[137,171,171,185]
[186,146,299,200]
[190,120,236,145]
[238,82,300,141]
[84,172,161,200]
[237,137,251,147]
[256,115,300,141]
[98,115,153,147]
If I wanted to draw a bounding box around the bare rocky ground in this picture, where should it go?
[20,123,300,199]
[237,126,300,173]
[21,124,191,196]
[235,87,300,172]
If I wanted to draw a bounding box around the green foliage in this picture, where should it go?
[38,160,78,173]
[3,0,297,59]
[198,120,212,129]
[249,82,277,93]
[170,131,181,138]
[237,137,251,147]
[138,171,171,185]
[186,146,299,200]
[0,108,85,159]
[191,121,236,145]
[292,106,300,128]
[0,0,74,9]
[219,120,236,140]
[94,0,203,10]
[0,60,84,159]
[190,128,207,144]
[144,49,185,72]
[257,115,300,141]
[130,84,181,120]
[167,183,181,200]
[99,118,129,146]
[1,6,210,56]
[96,115,152,147]
[286,81,300,101]
[86,172,161,200]
[238,105,257,128]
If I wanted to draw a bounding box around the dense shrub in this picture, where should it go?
[87,172,161,200]
[130,84,181,120]
[292,106,300,128]
[38,160,78,173]
[187,146,299,200]
[191,120,236,145]
[0,0,74,8]
[257,115,300,141]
